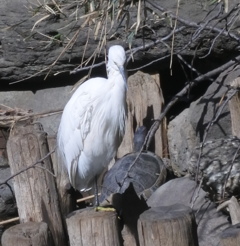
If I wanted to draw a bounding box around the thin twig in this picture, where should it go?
[71,25,186,75]
[121,55,240,188]
[190,85,240,208]
[170,0,180,73]
[145,54,240,150]
[34,165,57,177]
[222,142,240,198]
[194,86,240,185]
[0,217,19,226]
[146,1,240,42]
[0,109,63,128]
[0,193,101,226]
[191,177,204,209]
[0,148,56,187]
[76,193,100,203]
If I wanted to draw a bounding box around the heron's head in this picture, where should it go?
[107,45,126,72]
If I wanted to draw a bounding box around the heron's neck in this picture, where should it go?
[107,68,127,90]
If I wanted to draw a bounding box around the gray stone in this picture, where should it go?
[167,65,240,177]
[189,65,240,142]
[147,177,230,246]
[0,86,72,135]
[167,108,197,176]
[0,168,17,219]
[189,137,240,201]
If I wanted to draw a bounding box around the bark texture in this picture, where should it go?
[0,0,239,85]
[6,122,67,246]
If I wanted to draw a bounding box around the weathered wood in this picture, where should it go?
[47,136,75,217]
[217,196,240,225]
[122,226,137,246]
[0,0,239,84]
[117,71,166,158]
[220,223,240,246]
[137,204,198,246]
[6,122,67,246]
[108,184,149,246]
[229,77,240,138]
[1,222,53,246]
[66,208,122,246]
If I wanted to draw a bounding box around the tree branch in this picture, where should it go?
[0,148,56,187]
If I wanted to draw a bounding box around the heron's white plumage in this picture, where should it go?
[57,45,127,191]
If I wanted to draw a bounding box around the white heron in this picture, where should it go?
[57,45,127,203]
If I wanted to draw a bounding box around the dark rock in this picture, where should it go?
[0,129,8,167]
[0,0,239,84]
[167,108,197,176]
[189,65,240,142]
[0,86,72,135]
[0,168,17,220]
[188,137,240,201]
[167,65,240,176]
[147,177,230,246]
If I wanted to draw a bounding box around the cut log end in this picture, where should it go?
[138,204,199,246]
[1,222,53,246]
[66,207,122,246]
[229,77,240,138]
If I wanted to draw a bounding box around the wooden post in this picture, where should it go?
[117,71,166,158]
[137,204,199,246]
[66,208,122,246]
[47,136,75,217]
[229,77,240,138]
[1,222,53,246]
[7,122,67,246]
[220,224,240,246]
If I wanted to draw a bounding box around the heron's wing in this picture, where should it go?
[58,78,106,188]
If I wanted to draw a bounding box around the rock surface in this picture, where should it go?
[0,168,17,220]
[189,137,240,201]
[167,108,197,176]
[147,177,230,246]
[0,86,72,136]
[167,65,240,176]
[0,0,239,84]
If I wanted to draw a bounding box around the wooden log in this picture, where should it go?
[217,196,240,225]
[117,71,167,158]
[1,222,53,246]
[47,136,75,217]
[122,226,138,246]
[6,122,67,246]
[220,223,240,246]
[137,204,199,246]
[66,208,122,246]
[108,184,149,246]
[229,77,240,138]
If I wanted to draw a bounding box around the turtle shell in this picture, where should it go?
[100,150,167,203]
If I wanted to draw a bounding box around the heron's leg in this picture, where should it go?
[94,177,116,212]
[94,176,99,207]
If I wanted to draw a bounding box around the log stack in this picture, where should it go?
[1,119,200,245]
[5,122,67,246]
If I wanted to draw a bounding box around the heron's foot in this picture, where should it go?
[95,206,116,212]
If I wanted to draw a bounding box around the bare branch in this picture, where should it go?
[145,54,240,150]
[146,1,240,42]
[0,148,56,187]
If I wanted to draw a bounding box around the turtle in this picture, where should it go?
[99,126,167,204]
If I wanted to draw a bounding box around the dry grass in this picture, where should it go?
[0,104,62,128]
[23,0,166,80]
